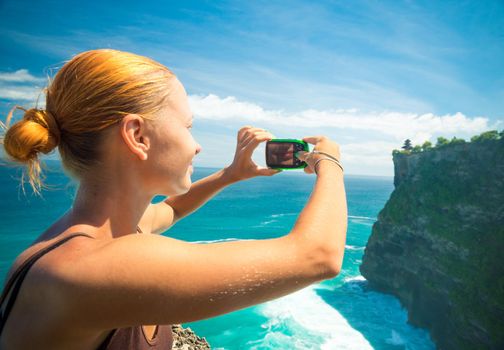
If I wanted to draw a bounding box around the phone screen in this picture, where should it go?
[266,142,295,166]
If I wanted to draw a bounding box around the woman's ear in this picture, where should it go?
[120,114,150,160]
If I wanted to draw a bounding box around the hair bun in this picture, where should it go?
[2,106,60,163]
[26,108,61,146]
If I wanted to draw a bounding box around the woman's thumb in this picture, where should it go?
[258,166,282,176]
[295,151,309,161]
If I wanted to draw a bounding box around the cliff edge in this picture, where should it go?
[360,137,504,349]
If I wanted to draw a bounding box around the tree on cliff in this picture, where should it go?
[402,139,413,151]
[450,137,466,145]
[471,130,499,142]
[436,137,449,147]
[412,145,422,153]
[421,141,433,151]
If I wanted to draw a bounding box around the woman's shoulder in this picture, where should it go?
[5,230,96,285]
[0,230,103,346]
[5,210,96,281]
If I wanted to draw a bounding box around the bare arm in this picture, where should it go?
[293,136,348,272]
[291,163,347,272]
[56,233,335,330]
[144,167,237,234]
[165,167,236,219]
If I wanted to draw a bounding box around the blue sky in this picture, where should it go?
[1,0,503,175]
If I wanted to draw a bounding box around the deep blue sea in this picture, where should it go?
[0,161,435,349]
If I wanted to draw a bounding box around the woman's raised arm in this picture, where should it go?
[54,231,337,331]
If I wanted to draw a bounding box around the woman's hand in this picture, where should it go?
[295,136,341,175]
[224,126,282,182]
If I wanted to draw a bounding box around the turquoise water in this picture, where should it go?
[0,161,435,349]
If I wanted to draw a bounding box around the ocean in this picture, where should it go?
[0,161,435,349]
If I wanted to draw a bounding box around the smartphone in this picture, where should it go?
[266,139,309,169]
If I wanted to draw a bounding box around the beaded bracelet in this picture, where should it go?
[314,157,344,175]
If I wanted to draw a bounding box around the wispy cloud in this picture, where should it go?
[0,69,46,83]
[0,14,467,115]
[0,86,45,101]
[2,0,504,120]
[189,94,499,144]
[188,93,502,175]
[3,29,138,60]
[0,69,46,103]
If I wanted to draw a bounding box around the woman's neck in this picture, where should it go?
[69,180,152,239]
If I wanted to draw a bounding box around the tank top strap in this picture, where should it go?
[0,232,94,336]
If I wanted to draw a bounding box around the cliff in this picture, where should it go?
[360,137,504,350]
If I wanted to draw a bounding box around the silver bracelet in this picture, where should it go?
[311,150,340,162]
[314,157,344,175]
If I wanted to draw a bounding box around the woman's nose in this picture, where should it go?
[195,143,202,155]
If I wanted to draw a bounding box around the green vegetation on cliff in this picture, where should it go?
[361,130,504,350]
[393,129,503,156]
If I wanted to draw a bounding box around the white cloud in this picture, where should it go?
[0,69,46,83]
[0,86,45,102]
[189,93,502,176]
[189,94,498,144]
[341,141,398,161]
[0,69,47,105]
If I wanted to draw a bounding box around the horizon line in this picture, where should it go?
[1,157,395,179]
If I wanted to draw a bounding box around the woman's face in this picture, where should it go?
[146,78,201,196]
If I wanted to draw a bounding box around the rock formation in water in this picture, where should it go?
[172,324,211,349]
[360,133,504,350]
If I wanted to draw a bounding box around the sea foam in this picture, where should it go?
[256,285,373,349]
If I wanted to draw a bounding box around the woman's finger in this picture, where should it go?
[303,136,325,145]
[256,166,282,176]
[242,133,273,157]
[241,130,272,147]
[243,132,273,149]
[239,127,268,143]
[237,125,264,142]
[295,150,309,161]
[296,151,316,175]
[237,125,254,142]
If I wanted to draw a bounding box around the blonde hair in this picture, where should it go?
[1,49,177,196]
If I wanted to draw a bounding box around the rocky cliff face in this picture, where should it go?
[360,138,504,350]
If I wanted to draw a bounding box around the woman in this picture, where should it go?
[0,49,347,349]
